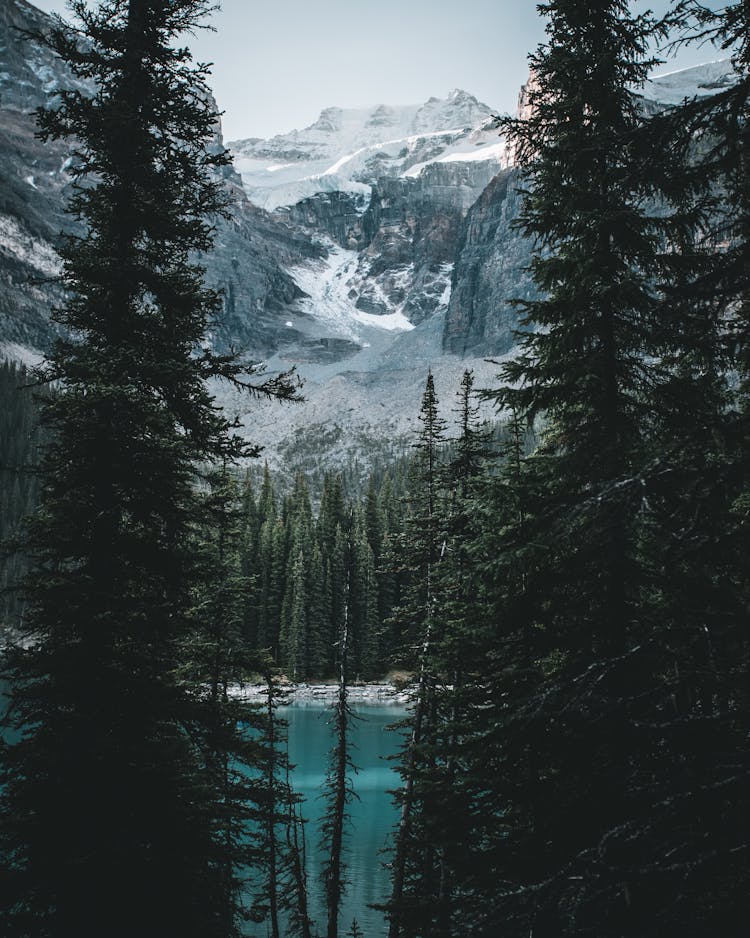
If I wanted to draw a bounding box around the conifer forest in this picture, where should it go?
[0,1,748,936]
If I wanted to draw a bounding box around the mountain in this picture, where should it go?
[0,0,318,361]
[228,90,510,337]
[230,90,506,211]
[0,1,737,479]
[223,91,520,472]
[0,0,75,355]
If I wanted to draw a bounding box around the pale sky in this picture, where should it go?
[31,1,721,142]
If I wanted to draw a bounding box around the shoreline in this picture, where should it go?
[231,681,411,706]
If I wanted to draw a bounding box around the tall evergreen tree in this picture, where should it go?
[306,541,330,677]
[348,508,379,680]
[451,2,750,935]
[0,3,297,936]
[386,372,447,938]
[188,463,260,934]
[321,593,357,938]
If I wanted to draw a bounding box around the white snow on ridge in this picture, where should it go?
[237,168,371,213]
[233,90,490,165]
[642,59,735,106]
[403,138,509,178]
[229,89,505,211]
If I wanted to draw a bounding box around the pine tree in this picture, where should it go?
[306,541,330,677]
[238,471,260,646]
[248,667,303,938]
[386,372,447,938]
[376,473,402,646]
[321,585,357,938]
[347,919,365,938]
[280,545,308,681]
[0,3,298,936]
[456,2,750,934]
[348,509,379,680]
[413,371,494,937]
[188,463,258,934]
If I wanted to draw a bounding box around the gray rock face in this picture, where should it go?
[280,191,372,250]
[0,0,76,352]
[352,159,500,325]
[5,2,732,475]
[440,60,740,358]
[443,168,536,356]
[0,0,317,359]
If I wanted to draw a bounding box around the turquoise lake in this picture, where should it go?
[274,701,406,938]
[0,684,405,936]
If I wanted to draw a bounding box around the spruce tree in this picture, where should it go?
[0,3,297,936]
[460,2,750,934]
[386,372,447,938]
[245,666,310,938]
[306,541,330,677]
[348,508,379,680]
[188,463,259,934]
[280,545,308,681]
[413,370,494,938]
[321,588,357,938]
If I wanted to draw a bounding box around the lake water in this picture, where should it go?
[277,701,405,938]
[0,682,404,937]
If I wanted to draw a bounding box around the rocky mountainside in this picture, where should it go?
[0,0,73,354]
[0,0,318,361]
[0,0,736,478]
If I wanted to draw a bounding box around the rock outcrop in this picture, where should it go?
[443,168,536,356]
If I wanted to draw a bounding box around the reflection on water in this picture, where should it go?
[282,702,406,938]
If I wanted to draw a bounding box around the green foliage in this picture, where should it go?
[2,5,747,937]
[0,3,298,936]
[385,4,750,938]
[0,361,44,629]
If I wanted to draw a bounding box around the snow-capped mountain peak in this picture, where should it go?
[411,88,491,133]
[228,90,504,212]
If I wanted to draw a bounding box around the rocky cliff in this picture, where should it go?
[443,168,535,356]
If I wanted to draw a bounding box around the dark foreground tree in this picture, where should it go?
[462,1,750,935]
[0,3,297,936]
[386,373,447,938]
[321,576,357,938]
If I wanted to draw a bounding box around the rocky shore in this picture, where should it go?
[231,681,411,706]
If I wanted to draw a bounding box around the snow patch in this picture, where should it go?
[354,308,415,332]
[403,139,509,178]
[235,162,371,212]
[0,214,61,277]
[229,89,501,210]
[642,59,736,106]
[290,245,414,341]
[436,264,453,308]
